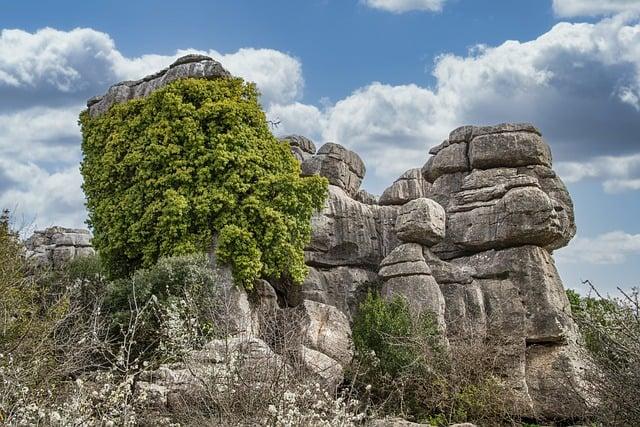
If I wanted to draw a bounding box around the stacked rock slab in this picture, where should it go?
[282,141,400,320]
[24,226,95,267]
[418,123,584,418]
[378,199,447,330]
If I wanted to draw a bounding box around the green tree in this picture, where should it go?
[80,77,327,287]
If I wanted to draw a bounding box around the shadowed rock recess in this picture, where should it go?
[47,55,584,420]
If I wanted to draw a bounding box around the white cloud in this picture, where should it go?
[0,27,303,108]
[0,159,85,229]
[553,0,640,17]
[556,231,640,264]
[556,153,640,192]
[362,0,447,13]
[0,105,82,164]
[271,15,640,193]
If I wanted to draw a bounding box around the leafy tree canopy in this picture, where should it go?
[80,77,327,287]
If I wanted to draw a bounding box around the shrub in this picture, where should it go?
[0,213,111,424]
[104,253,225,362]
[567,283,640,425]
[80,77,327,287]
[350,292,517,425]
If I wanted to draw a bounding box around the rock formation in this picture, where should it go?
[285,121,584,418]
[52,55,586,420]
[24,226,95,267]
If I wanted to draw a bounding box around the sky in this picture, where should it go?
[1,0,639,294]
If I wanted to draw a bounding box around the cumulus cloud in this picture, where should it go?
[556,231,640,264]
[556,154,640,192]
[0,27,304,110]
[362,0,447,13]
[552,0,640,17]
[271,15,640,193]
[0,159,85,229]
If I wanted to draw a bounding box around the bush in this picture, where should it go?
[350,292,517,425]
[0,213,110,424]
[568,284,640,425]
[80,77,327,287]
[104,253,225,363]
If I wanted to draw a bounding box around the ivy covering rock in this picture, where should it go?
[80,77,327,287]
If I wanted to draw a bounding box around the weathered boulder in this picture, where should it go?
[395,198,446,247]
[301,143,366,198]
[299,300,353,367]
[24,227,95,267]
[423,141,470,182]
[379,168,431,205]
[379,243,446,329]
[137,335,288,407]
[306,185,399,269]
[87,54,231,117]
[280,134,317,162]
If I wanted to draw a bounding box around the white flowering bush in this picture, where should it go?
[263,383,368,427]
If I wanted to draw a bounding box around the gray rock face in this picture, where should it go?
[395,198,446,247]
[87,54,231,117]
[379,168,431,205]
[299,300,353,367]
[24,227,95,268]
[288,266,380,319]
[301,143,366,198]
[306,185,399,269]
[280,134,317,162]
[423,127,575,260]
[379,244,447,329]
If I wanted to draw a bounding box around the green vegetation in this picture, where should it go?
[350,292,513,425]
[80,77,327,288]
[567,285,640,425]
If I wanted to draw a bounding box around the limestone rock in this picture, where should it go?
[280,134,317,162]
[423,142,470,182]
[299,300,353,367]
[87,55,230,117]
[301,143,366,197]
[378,243,431,278]
[24,227,95,268]
[138,335,288,406]
[300,345,344,388]
[469,130,551,169]
[355,189,379,205]
[379,244,446,329]
[379,168,431,205]
[428,166,575,259]
[287,266,380,319]
[395,198,446,246]
[280,134,316,155]
[306,185,399,268]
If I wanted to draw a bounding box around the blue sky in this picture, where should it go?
[1,0,639,294]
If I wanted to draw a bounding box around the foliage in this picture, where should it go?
[352,292,441,378]
[0,213,108,424]
[567,283,640,425]
[350,292,517,425]
[104,253,223,362]
[80,77,327,287]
